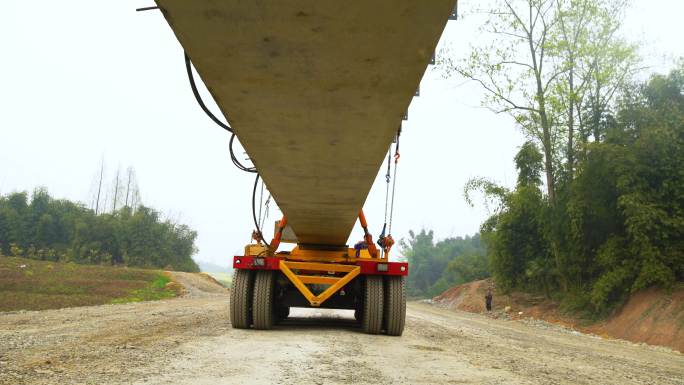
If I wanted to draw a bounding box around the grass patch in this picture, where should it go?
[111,273,176,304]
[556,290,608,324]
[0,256,178,312]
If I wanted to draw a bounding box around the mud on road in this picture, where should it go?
[1,272,682,385]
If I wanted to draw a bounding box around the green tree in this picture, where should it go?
[443,0,565,203]
[469,64,683,311]
[471,141,554,294]
[0,189,199,272]
[587,64,684,309]
[443,0,639,202]
[400,230,488,297]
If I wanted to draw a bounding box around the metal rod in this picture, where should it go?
[136,6,159,12]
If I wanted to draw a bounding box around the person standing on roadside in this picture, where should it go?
[485,288,493,311]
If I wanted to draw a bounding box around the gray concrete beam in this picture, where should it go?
[155,0,454,245]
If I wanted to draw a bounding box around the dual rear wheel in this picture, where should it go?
[230,269,406,336]
[230,270,279,330]
[361,275,406,336]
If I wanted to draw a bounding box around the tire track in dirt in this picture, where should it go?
[1,277,682,385]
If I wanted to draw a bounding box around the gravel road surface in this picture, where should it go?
[1,272,682,385]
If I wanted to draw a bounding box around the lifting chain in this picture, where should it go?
[389,126,401,234]
[377,126,401,257]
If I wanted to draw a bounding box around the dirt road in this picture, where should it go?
[1,273,682,385]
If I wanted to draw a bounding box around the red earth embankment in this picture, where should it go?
[433,279,684,352]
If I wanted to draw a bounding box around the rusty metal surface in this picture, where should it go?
[155,0,453,245]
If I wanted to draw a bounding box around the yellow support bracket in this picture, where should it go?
[279,260,360,307]
[284,261,358,273]
[299,276,340,285]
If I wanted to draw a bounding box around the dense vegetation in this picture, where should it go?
[0,189,199,272]
[400,231,488,297]
[401,0,684,313]
[474,67,683,312]
[402,67,683,310]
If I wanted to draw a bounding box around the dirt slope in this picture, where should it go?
[167,271,229,297]
[1,275,682,384]
[590,287,684,351]
[433,279,684,352]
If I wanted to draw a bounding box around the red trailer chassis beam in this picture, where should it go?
[232,255,408,276]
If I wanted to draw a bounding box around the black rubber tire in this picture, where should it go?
[384,276,406,336]
[252,270,275,330]
[229,269,254,329]
[362,276,384,334]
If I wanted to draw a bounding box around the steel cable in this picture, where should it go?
[252,173,271,248]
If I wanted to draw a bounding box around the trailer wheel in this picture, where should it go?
[384,276,406,336]
[252,270,275,330]
[362,276,384,334]
[229,269,254,329]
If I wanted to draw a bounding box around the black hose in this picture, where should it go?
[184,52,257,173]
[184,52,265,240]
[252,173,270,248]
[184,52,232,132]
[230,133,257,173]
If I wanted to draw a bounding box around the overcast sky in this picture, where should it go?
[1,1,682,268]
